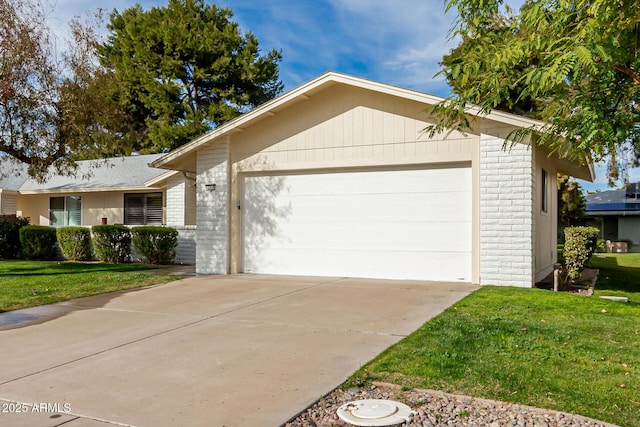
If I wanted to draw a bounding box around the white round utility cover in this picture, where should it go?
[336,399,413,426]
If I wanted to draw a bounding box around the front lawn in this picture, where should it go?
[0,261,180,312]
[347,253,640,427]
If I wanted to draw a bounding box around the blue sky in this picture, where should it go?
[47,0,636,191]
[50,0,457,95]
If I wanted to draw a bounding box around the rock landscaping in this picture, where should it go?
[285,382,617,427]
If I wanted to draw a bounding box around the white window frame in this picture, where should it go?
[49,196,82,227]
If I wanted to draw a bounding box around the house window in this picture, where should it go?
[541,169,548,213]
[49,196,82,227]
[124,193,163,225]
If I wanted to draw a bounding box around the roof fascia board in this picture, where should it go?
[144,170,179,187]
[19,185,163,195]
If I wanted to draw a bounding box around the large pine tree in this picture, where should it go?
[99,0,283,152]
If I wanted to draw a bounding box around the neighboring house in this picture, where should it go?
[152,72,593,287]
[586,184,640,244]
[0,154,197,263]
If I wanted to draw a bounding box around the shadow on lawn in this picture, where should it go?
[0,261,156,277]
[588,255,640,294]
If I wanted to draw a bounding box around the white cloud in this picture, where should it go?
[44,0,456,94]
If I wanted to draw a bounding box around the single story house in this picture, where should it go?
[151,71,594,287]
[586,184,640,244]
[0,154,197,263]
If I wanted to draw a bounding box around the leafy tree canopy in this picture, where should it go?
[558,174,586,227]
[431,0,640,184]
[99,0,283,152]
[0,0,115,181]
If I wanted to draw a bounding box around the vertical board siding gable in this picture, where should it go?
[232,85,475,172]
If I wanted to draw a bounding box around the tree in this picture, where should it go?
[0,0,123,181]
[558,174,586,227]
[98,0,283,152]
[431,0,640,183]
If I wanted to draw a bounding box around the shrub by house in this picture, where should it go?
[0,215,30,259]
[19,225,58,260]
[91,225,131,264]
[57,227,93,261]
[131,226,178,265]
[563,226,599,281]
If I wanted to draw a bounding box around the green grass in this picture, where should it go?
[0,260,180,312]
[347,253,640,427]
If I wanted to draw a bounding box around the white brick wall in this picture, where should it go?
[174,225,196,264]
[480,131,534,287]
[166,174,197,227]
[166,175,186,226]
[196,142,229,274]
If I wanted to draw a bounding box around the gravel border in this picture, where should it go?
[284,382,619,427]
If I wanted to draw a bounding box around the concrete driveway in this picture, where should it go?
[0,274,477,427]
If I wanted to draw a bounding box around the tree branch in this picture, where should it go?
[615,63,640,84]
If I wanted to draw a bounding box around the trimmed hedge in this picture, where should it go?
[57,227,93,261]
[91,225,131,264]
[0,215,30,259]
[19,225,58,260]
[131,226,178,265]
[564,226,600,281]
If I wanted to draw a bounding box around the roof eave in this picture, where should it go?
[18,185,164,195]
[586,210,640,216]
[144,170,179,187]
[555,155,594,181]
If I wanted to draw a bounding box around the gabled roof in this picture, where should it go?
[150,71,594,181]
[152,72,549,167]
[0,154,170,194]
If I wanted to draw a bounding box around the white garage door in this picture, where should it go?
[242,167,471,281]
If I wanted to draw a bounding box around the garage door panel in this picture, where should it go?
[283,169,470,195]
[243,167,472,281]
[246,247,471,282]
[263,221,471,252]
[271,193,471,223]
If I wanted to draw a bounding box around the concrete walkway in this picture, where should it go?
[0,274,477,427]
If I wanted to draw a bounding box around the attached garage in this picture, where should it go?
[242,166,472,281]
[151,71,593,287]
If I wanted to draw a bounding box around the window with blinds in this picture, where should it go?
[124,193,163,225]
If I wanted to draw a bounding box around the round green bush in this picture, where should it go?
[0,215,30,259]
[19,225,58,260]
[56,227,93,261]
[131,226,178,265]
[91,225,131,264]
